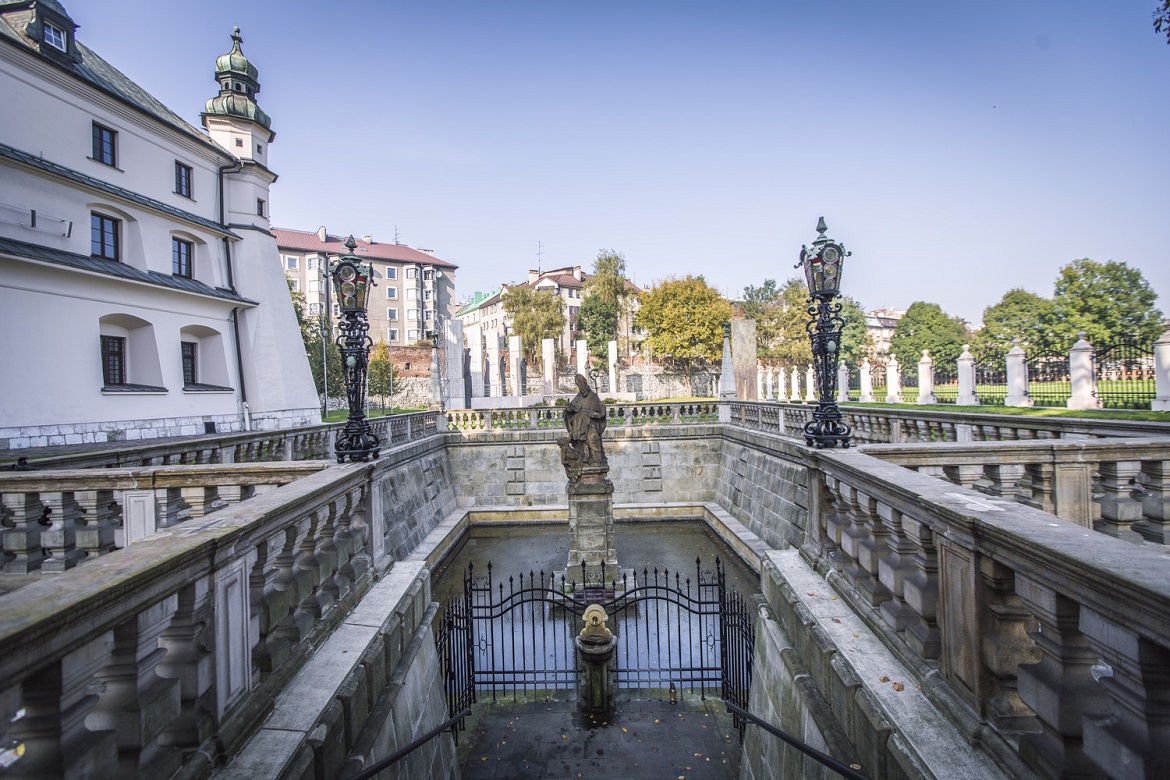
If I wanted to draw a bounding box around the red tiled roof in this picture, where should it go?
[272,227,457,269]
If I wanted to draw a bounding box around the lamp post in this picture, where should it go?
[796,217,852,449]
[330,236,381,463]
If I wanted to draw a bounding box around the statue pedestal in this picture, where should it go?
[566,466,618,583]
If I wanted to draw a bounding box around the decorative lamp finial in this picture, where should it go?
[816,216,828,236]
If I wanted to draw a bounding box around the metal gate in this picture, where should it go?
[436,558,755,732]
[1093,339,1156,409]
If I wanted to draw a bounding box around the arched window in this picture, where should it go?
[98,314,165,391]
[179,325,232,391]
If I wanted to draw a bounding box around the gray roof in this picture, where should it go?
[0,142,240,238]
[0,235,258,306]
[0,10,232,159]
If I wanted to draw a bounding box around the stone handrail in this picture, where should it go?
[443,401,720,432]
[0,455,425,778]
[799,445,1170,779]
[727,401,1170,443]
[4,411,445,471]
[857,438,1170,544]
[0,462,328,575]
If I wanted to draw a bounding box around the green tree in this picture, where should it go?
[838,296,871,367]
[1050,259,1164,349]
[367,341,394,410]
[976,288,1057,355]
[501,286,566,363]
[290,281,341,408]
[586,250,629,307]
[740,279,783,358]
[890,302,968,366]
[578,293,617,360]
[1156,0,1170,43]
[635,276,733,365]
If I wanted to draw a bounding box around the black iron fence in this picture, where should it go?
[933,362,959,404]
[973,352,1007,406]
[1093,339,1156,410]
[1026,350,1072,407]
[847,366,861,401]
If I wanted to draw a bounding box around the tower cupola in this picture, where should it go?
[203,27,271,130]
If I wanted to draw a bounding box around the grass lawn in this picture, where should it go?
[839,401,1170,423]
[322,406,426,423]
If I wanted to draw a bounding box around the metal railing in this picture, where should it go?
[342,708,471,780]
[722,700,870,780]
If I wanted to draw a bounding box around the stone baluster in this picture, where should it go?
[73,489,119,560]
[1015,575,1110,779]
[2,493,46,573]
[155,577,214,751]
[1078,608,1170,779]
[982,463,1026,502]
[250,533,292,678]
[901,512,941,659]
[841,488,891,607]
[977,560,1040,733]
[805,365,815,401]
[1137,460,1169,544]
[943,464,985,490]
[1095,461,1145,543]
[179,486,213,520]
[957,344,978,406]
[822,476,854,574]
[88,598,182,777]
[313,506,340,616]
[877,504,918,631]
[331,495,357,600]
[284,516,321,640]
[40,491,85,572]
[157,488,188,528]
[1022,462,1058,515]
[9,636,118,779]
[859,359,873,403]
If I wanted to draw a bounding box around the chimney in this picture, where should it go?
[317,226,327,242]
[362,234,373,244]
[528,270,539,283]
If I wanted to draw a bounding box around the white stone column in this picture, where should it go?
[607,340,618,395]
[1005,338,1033,407]
[508,335,524,397]
[487,335,503,398]
[576,338,589,378]
[1153,328,1170,411]
[837,362,849,403]
[885,354,902,403]
[444,319,467,409]
[790,366,801,402]
[859,358,874,403]
[765,366,774,401]
[956,344,978,406]
[469,334,485,399]
[1067,331,1101,410]
[756,362,764,401]
[541,338,556,396]
[917,350,936,405]
[718,328,736,401]
[805,365,815,401]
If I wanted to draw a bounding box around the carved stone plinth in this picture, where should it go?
[566,466,618,581]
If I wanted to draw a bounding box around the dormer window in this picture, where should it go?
[43,21,66,51]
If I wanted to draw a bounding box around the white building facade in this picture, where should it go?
[0,4,318,449]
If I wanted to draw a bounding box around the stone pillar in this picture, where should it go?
[956,344,978,406]
[469,334,485,399]
[764,366,773,401]
[917,350,936,405]
[575,606,618,715]
[487,335,503,398]
[731,320,757,400]
[1067,332,1101,410]
[1154,328,1170,412]
[805,365,815,401]
[859,358,874,403]
[566,474,618,580]
[444,319,467,409]
[718,326,736,412]
[837,362,849,403]
[576,338,589,378]
[508,334,524,397]
[428,340,442,408]
[885,354,902,404]
[790,366,801,402]
[607,340,618,396]
[542,338,556,396]
[1005,338,1032,407]
[756,362,764,401]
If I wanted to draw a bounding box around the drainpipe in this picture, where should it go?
[219,160,250,430]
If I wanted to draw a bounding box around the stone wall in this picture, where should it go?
[373,439,459,562]
[714,427,810,550]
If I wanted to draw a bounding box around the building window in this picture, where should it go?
[308,279,321,294]
[332,304,340,316]
[256,199,265,217]
[172,238,193,277]
[406,288,417,300]
[308,303,322,316]
[387,308,398,321]
[285,255,298,270]
[406,268,417,279]
[289,279,300,292]
[43,21,66,51]
[101,335,126,386]
[423,269,434,281]
[175,162,192,198]
[307,257,317,271]
[385,267,397,280]
[388,328,399,341]
[386,287,397,299]
[408,329,419,341]
[424,309,434,321]
[90,213,119,260]
[181,342,198,385]
[235,138,243,147]
[424,290,433,301]
[407,309,418,321]
[91,122,116,166]
[256,144,263,154]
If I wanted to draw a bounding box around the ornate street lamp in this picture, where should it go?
[330,236,381,463]
[796,217,852,448]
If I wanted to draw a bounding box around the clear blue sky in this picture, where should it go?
[76,1,1168,327]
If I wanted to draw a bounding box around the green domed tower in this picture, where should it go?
[201,27,274,165]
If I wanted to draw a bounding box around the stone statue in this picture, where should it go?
[560,373,607,480]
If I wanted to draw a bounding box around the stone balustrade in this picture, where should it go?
[797,446,1170,780]
[443,401,720,432]
[0,463,327,576]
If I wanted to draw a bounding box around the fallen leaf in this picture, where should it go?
[831,618,842,623]
[851,764,862,770]
[852,634,859,638]
[655,719,661,723]
[893,682,905,692]
[621,727,628,733]
[831,595,838,600]
[879,675,889,683]
[807,592,818,597]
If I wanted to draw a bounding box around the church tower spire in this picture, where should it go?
[201,27,274,163]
